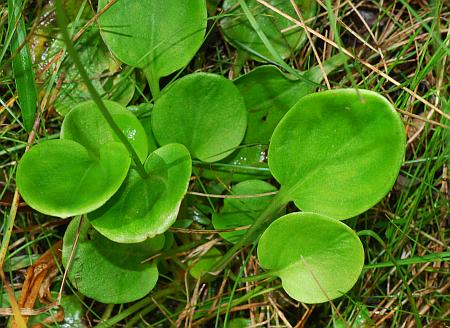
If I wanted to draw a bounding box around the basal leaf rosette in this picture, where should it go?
[62,217,164,304]
[152,73,247,162]
[269,89,406,219]
[257,212,364,303]
[88,144,192,243]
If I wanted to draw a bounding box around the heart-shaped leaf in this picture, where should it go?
[62,217,164,304]
[97,0,207,86]
[16,139,130,218]
[152,73,247,162]
[221,0,317,61]
[212,180,278,244]
[61,100,148,162]
[269,89,405,219]
[257,212,364,303]
[88,144,192,243]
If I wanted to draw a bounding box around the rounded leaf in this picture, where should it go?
[212,180,278,243]
[89,144,192,243]
[269,89,405,219]
[257,212,364,303]
[16,140,130,218]
[62,217,164,304]
[221,0,316,61]
[61,100,148,162]
[152,73,247,162]
[97,0,207,80]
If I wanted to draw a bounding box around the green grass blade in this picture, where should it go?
[8,0,38,132]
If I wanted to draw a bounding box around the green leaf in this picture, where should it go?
[28,293,86,328]
[16,139,130,217]
[269,89,406,219]
[61,100,148,162]
[221,0,316,61]
[212,180,278,244]
[88,144,192,243]
[189,247,222,279]
[200,54,347,182]
[8,0,38,131]
[62,217,164,304]
[97,0,207,85]
[152,73,247,162]
[237,65,313,145]
[105,70,136,106]
[3,254,40,272]
[257,212,364,303]
[237,54,347,145]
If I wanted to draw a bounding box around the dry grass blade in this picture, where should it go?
[0,270,26,327]
[10,240,62,328]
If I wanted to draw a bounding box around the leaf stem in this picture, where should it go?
[54,0,148,179]
[229,270,274,283]
[143,67,160,99]
[207,190,289,275]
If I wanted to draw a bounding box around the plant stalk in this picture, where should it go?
[54,0,148,179]
[143,67,161,99]
[229,270,274,283]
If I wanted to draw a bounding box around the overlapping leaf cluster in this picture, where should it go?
[17,0,406,305]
